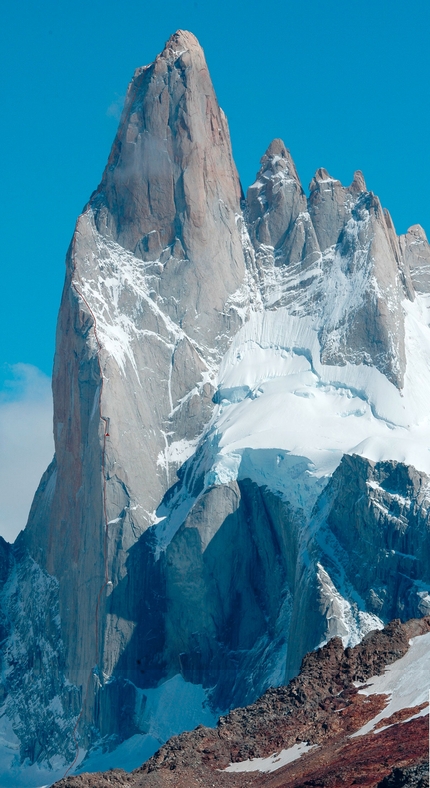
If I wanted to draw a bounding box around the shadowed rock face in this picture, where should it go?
[0,539,81,765]
[2,28,430,779]
[318,455,430,621]
[162,480,299,709]
[377,763,430,788]
[52,617,430,788]
[0,536,10,586]
[0,537,11,648]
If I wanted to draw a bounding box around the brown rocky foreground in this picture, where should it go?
[54,617,430,788]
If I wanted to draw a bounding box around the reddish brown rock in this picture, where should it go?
[53,617,430,788]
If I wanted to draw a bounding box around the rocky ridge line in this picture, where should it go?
[2,27,430,776]
[53,616,430,788]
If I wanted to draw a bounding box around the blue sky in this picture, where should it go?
[1,0,429,539]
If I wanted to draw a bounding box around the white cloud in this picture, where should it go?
[107,93,125,121]
[0,364,54,543]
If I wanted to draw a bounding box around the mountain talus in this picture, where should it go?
[53,617,430,788]
[0,29,429,785]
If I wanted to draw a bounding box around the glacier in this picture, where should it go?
[0,30,429,785]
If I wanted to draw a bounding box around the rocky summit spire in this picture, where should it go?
[246,138,306,249]
[308,167,351,251]
[90,29,245,345]
[349,169,367,193]
[247,154,411,387]
[20,30,248,764]
[400,223,430,293]
[2,30,430,786]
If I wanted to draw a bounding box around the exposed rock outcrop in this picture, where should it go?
[316,454,430,622]
[377,763,429,788]
[52,617,430,788]
[91,30,246,346]
[246,142,411,386]
[18,28,249,755]
[1,28,430,783]
[399,224,430,294]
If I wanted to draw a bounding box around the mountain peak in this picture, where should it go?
[257,138,301,181]
[91,25,243,280]
[246,140,306,248]
[160,29,202,61]
[406,223,428,241]
[265,137,288,157]
[309,167,341,191]
[5,30,430,785]
[349,169,367,192]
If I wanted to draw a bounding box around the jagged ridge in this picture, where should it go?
[0,29,429,784]
[53,617,430,787]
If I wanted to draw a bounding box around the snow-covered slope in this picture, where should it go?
[209,291,430,490]
[352,630,430,737]
[1,30,430,785]
[146,142,430,698]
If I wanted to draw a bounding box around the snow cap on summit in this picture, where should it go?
[309,167,342,190]
[260,138,302,184]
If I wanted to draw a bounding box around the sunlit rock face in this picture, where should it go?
[21,26,248,743]
[1,28,430,783]
[246,145,410,387]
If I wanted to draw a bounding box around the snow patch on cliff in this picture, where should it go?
[223,742,318,773]
[316,563,384,648]
[351,630,430,737]
[75,674,218,777]
[209,296,430,489]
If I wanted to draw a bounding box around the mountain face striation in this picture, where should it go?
[0,29,429,786]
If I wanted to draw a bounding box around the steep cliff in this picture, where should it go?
[1,29,430,786]
[19,28,249,761]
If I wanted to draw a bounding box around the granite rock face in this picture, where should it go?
[91,30,246,347]
[317,455,430,622]
[18,28,249,758]
[1,29,430,783]
[247,139,308,252]
[400,223,430,294]
[246,144,412,386]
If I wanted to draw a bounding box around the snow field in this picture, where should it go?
[351,631,430,737]
[210,296,430,491]
[223,742,319,773]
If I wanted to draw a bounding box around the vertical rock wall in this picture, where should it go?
[2,29,430,776]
